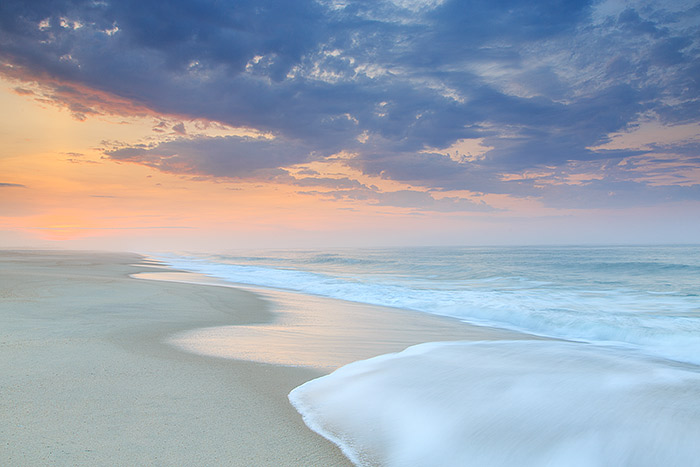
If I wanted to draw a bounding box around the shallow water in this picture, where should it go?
[157,245,700,365]
[154,246,700,466]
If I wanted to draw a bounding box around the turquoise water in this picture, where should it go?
[158,245,700,365]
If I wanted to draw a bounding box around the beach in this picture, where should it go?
[3,0,699,463]
[0,250,529,465]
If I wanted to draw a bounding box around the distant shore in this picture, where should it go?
[0,250,533,465]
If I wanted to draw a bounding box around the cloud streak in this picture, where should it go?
[301,187,498,212]
[105,135,317,178]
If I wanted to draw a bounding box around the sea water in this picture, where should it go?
[156,246,700,466]
[157,246,700,365]
[290,341,700,466]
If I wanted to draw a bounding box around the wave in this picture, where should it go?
[154,247,700,365]
[290,340,700,467]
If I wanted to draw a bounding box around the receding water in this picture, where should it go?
[155,245,700,466]
[157,245,700,365]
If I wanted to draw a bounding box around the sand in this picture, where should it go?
[0,250,533,466]
[136,271,535,371]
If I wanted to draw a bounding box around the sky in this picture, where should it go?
[1,0,699,250]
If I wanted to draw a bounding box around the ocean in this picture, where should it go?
[156,245,700,466]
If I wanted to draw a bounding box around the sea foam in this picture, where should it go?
[155,246,700,365]
[289,340,700,467]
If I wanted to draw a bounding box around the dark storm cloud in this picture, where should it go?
[1,0,699,207]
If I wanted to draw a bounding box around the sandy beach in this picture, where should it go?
[1,250,531,465]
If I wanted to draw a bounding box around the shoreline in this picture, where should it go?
[135,269,540,371]
[1,249,538,465]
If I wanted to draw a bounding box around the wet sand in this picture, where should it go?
[136,271,535,371]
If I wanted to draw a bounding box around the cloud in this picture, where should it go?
[172,122,186,135]
[290,176,367,190]
[303,186,498,212]
[0,182,26,188]
[1,0,699,208]
[13,87,33,95]
[375,190,497,212]
[533,180,700,209]
[104,135,319,178]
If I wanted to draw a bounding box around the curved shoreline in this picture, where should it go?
[135,269,540,371]
[0,250,351,465]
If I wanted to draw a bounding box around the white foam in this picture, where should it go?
[154,253,700,365]
[289,340,700,467]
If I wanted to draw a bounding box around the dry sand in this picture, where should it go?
[0,250,534,466]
